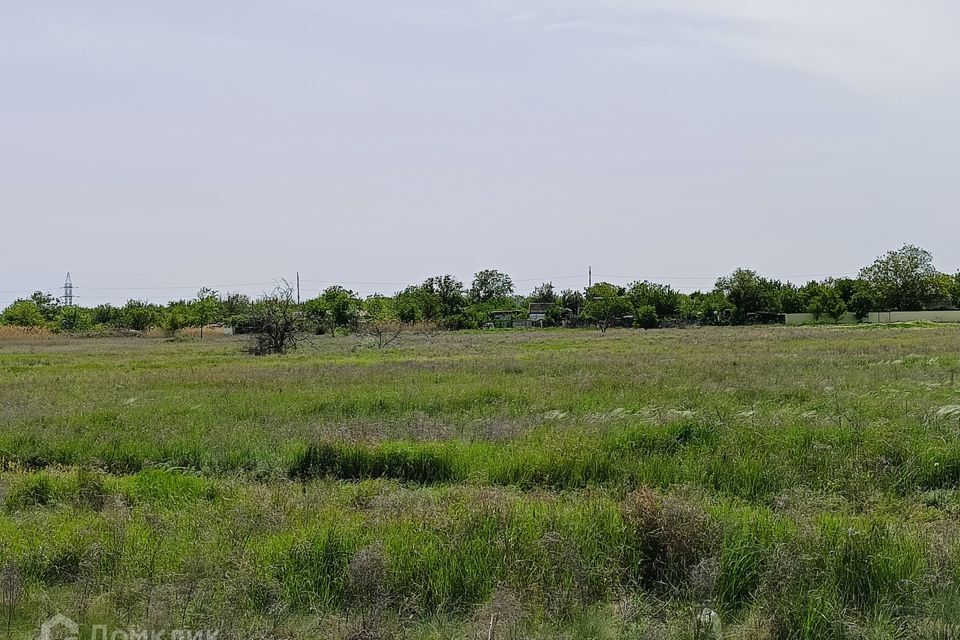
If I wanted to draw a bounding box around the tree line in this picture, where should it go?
[3,245,959,339]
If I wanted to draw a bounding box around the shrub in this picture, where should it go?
[247,285,300,355]
[621,489,719,592]
[120,300,159,331]
[156,302,190,337]
[5,474,58,509]
[57,306,92,332]
[634,305,659,329]
[809,286,847,321]
[289,442,456,483]
[266,526,358,609]
[820,518,926,614]
[1,301,45,327]
[71,468,107,510]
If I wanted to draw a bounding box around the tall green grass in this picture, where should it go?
[3,326,960,636]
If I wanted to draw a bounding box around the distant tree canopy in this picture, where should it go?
[626,281,682,318]
[421,275,467,327]
[530,282,557,304]
[808,285,847,321]
[5,245,958,335]
[58,306,92,332]
[1,300,45,327]
[469,269,514,303]
[121,300,160,331]
[582,283,632,332]
[303,286,360,335]
[859,244,940,311]
[715,269,778,322]
[560,289,585,317]
[29,291,60,321]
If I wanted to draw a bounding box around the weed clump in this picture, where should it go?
[471,586,525,640]
[72,468,108,510]
[5,473,57,510]
[347,543,388,609]
[289,442,456,483]
[621,488,720,597]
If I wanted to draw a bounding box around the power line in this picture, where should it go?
[300,279,410,286]
[74,281,276,291]
[593,272,858,281]
[0,289,57,295]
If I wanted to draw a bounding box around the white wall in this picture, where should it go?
[784,310,960,325]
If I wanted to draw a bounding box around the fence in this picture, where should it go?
[784,310,960,325]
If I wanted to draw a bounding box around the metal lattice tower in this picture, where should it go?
[63,272,73,306]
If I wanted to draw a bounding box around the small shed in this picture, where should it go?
[488,309,519,329]
[528,302,553,322]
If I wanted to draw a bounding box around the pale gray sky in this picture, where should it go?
[3,1,959,305]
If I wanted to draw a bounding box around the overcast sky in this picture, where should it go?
[3,1,960,306]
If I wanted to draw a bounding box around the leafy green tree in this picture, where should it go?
[559,289,585,317]
[469,270,514,303]
[858,245,939,311]
[305,286,360,336]
[162,303,190,337]
[361,295,403,347]
[222,293,252,314]
[681,291,733,324]
[1,300,45,327]
[809,286,847,321]
[302,297,329,334]
[715,269,792,322]
[57,306,92,332]
[930,273,957,309]
[635,304,659,329]
[626,281,681,317]
[545,304,565,326]
[91,304,122,327]
[583,283,631,332]
[323,286,360,334]
[849,284,874,321]
[530,282,557,304]
[363,295,395,322]
[422,275,466,323]
[394,286,426,324]
[831,278,861,305]
[120,300,159,331]
[774,282,809,314]
[716,269,767,321]
[29,291,60,321]
[192,287,220,339]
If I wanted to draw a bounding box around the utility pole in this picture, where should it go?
[588,266,592,288]
[296,271,300,304]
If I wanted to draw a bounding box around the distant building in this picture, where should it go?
[488,309,519,328]
[528,302,553,322]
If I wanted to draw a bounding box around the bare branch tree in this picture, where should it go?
[247,283,301,355]
[366,320,402,348]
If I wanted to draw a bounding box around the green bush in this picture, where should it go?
[1,301,45,327]
[634,305,659,329]
[57,306,92,332]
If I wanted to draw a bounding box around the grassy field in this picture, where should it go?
[2,325,960,639]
